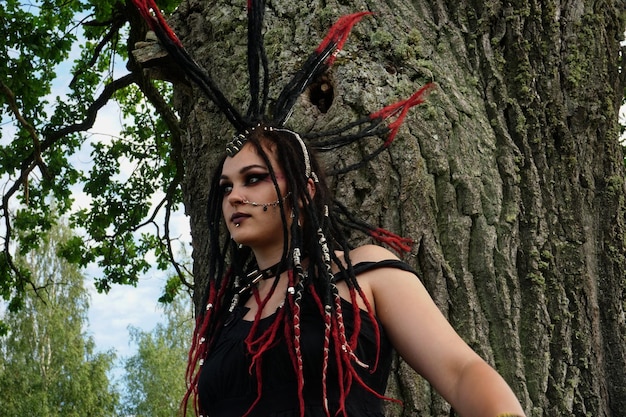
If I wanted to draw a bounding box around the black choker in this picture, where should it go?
[238,261,289,294]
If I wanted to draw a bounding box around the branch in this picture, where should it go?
[131,32,191,85]
[134,67,183,139]
[1,73,137,211]
[70,18,125,87]
[165,202,194,289]
[0,82,49,186]
[130,52,192,287]
[0,82,40,153]
[1,179,40,299]
[0,82,55,296]
[44,73,137,143]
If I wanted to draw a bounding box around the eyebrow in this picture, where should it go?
[220,164,268,180]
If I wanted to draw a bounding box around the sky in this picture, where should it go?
[0,83,190,384]
[0,99,191,387]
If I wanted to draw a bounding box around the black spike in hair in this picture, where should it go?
[132,1,387,140]
[246,0,269,118]
[270,42,337,125]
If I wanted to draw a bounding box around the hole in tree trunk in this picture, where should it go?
[307,73,334,113]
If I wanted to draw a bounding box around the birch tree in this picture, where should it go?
[0,220,118,416]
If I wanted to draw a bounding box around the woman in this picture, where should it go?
[130,1,526,415]
[180,124,526,417]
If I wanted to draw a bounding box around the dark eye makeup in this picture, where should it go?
[246,172,270,185]
[219,172,270,195]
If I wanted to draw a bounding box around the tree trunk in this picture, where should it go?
[169,0,626,415]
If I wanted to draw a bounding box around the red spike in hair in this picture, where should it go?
[369,227,414,253]
[370,82,436,146]
[330,311,350,417]
[242,306,287,417]
[131,0,183,47]
[316,12,373,66]
[354,286,382,372]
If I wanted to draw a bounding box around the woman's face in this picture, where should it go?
[219,142,290,250]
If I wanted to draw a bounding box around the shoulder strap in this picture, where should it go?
[339,259,418,281]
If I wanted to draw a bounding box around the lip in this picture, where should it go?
[230,212,251,225]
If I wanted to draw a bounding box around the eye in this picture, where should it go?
[246,173,269,186]
[219,182,233,195]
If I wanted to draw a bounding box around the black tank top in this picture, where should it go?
[197,260,416,417]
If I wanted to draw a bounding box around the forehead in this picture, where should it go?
[221,142,279,176]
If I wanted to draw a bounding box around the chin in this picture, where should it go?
[229,231,255,247]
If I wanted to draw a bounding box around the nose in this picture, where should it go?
[226,186,244,207]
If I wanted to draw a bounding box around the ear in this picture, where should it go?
[306,177,316,200]
[299,178,317,208]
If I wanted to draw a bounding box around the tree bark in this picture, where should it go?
[169,0,626,415]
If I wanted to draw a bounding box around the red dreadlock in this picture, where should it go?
[369,227,414,253]
[370,82,437,146]
[240,280,286,417]
[308,285,335,417]
[284,272,306,417]
[316,12,373,66]
[182,269,232,416]
[132,0,182,47]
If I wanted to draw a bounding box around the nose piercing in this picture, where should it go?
[242,192,292,211]
[242,199,276,210]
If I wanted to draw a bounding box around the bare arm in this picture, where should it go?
[348,246,525,417]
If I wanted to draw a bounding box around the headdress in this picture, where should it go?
[132,0,433,250]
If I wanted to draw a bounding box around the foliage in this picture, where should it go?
[0,218,119,416]
[119,291,194,417]
[0,0,189,312]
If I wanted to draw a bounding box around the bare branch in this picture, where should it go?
[132,33,191,86]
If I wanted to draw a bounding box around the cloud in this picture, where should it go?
[86,269,167,359]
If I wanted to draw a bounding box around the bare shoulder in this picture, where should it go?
[343,244,400,264]
[333,245,408,311]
